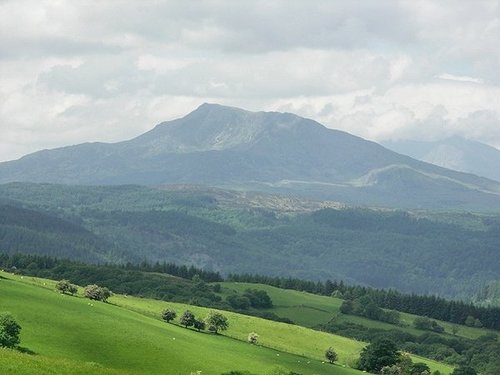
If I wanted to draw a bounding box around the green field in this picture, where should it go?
[220,282,494,340]
[0,271,368,375]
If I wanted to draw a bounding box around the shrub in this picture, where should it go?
[0,312,21,348]
[84,284,111,302]
[248,332,259,344]
[56,280,78,295]
[325,347,337,363]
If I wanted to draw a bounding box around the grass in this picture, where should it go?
[0,347,131,375]
[219,282,495,340]
[0,271,363,375]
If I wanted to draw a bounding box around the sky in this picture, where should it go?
[1,0,500,162]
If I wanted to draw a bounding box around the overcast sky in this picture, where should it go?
[1,0,500,162]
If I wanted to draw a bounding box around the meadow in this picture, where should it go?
[0,271,368,375]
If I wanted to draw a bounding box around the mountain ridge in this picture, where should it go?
[382,137,500,183]
[2,103,500,210]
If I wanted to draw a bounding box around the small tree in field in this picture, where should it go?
[56,280,78,295]
[180,310,195,328]
[0,312,21,348]
[205,311,228,334]
[248,332,259,344]
[325,347,338,363]
[161,308,177,323]
[193,318,206,332]
[84,284,111,302]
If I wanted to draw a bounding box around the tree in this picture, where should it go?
[464,315,475,327]
[325,347,338,363]
[84,284,111,302]
[243,289,273,308]
[161,308,177,323]
[397,353,413,375]
[358,338,400,373]
[67,283,78,295]
[410,362,430,375]
[56,279,71,294]
[248,332,259,344]
[451,366,477,375]
[473,318,483,328]
[56,279,78,295]
[180,310,195,328]
[340,300,355,314]
[193,318,206,332]
[0,312,21,348]
[380,366,402,375]
[205,311,228,334]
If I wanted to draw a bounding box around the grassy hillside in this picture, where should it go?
[0,348,131,375]
[0,271,369,375]
[220,282,496,341]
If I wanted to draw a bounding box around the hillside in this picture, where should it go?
[1,104,500,210]
[0,271,363,375]
[382,137,500,183]
[1,183,499,300]
[0,271,454,374]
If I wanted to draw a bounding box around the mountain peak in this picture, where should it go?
[2,104,500,210]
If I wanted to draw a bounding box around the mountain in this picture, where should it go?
[382,137,500,183]
[2,103,500,210]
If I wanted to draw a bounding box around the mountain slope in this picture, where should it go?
[382,137,500,183]
[1,104,500,209]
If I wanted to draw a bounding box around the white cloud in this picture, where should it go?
[437,73,484,84]
[0,0,499,161]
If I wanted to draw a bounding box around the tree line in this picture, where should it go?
[228,274,500,330]
[2,253,499,329]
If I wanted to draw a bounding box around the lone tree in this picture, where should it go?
[325,347,338,363]
[180,310,195,328]
[56,279,78,295]
[248,332,259,344]
[193,318,206,332]
[0,312,21,348]
[161,308,177,323]
[84,284,111,302]
[358,338,400,373]
[205,311,229,334]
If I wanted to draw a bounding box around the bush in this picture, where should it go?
[248,332,259,344]
[56,279,77,295]
[84,284,111,302]
[0,312,21,348]
[325,347,337,363]
[413,317,444,333]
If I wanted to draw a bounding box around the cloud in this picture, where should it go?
[0,0,499,161]
[437,73,484,84]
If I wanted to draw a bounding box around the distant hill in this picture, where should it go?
[0,203,124,263]
[382,137,500,183]
[1,104,500,210]
[1,183,499,300]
